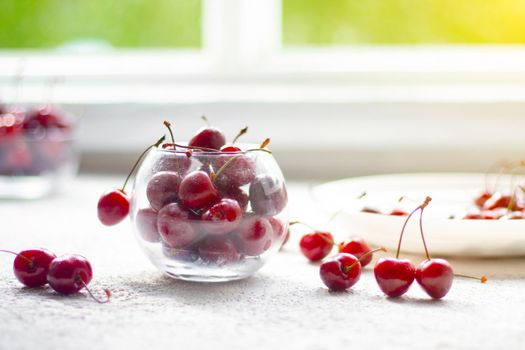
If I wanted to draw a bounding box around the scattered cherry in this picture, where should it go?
[299,230,334,262]
[97,189,130,226]
[415,258,454,299]
[1,249,56,288]
[338,237,373,267]
[188,117,226,150]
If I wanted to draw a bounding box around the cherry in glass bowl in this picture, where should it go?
[130,146,288,282]
[0,106,77,199]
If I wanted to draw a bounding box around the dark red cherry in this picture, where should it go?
[221,145,242,152]
[146,171,182,211]
[135,208,160,242]
[249,175,288,216]
[24,105,70,130]
[213,154,256,189]
[11,249,56,288]
[339,237,373,267]
[220,186,249,212]
[299,231,334,262]
[320,253,361,291]
[47,255,93,295]
[157,203,198,248]
[179,170,219,210]
[416,258,454,299]
[374,257,416,297]
[234,215,273,256]
[198,236,240,264]
[389,209,408,216]
[155,153,191,175]
[189,126,226,150]
[97,189,130,226]
[502,211,525,220]
[201,198,243,235]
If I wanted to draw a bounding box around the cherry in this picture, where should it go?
[136,208,160,242]
[213,154,256,189]
[220,186,249,212]
[24,105,71,131]
[338,237,373,267]
[374,197,432,297]
[155,152,191,175]
[320,247,386,292]
[415,258,454,299]
[474,191,492,208]
[179,170,219,210]
[249,175,288,216]
[0,112,25,138]
[201,198,243,235]
[188,117,226,150]
[483,192,511,210]
[234,215,273,256]
[1,249,56,288]
[157,203,198,248]
[97,136,165,226]
[97,189,130,226]
[198,236,241,264]
[146,171,182,211]
[389,209,408,216]
[221,146,242,152]
[299,230,334,262]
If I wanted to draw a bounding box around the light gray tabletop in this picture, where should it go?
[1,176,524,350]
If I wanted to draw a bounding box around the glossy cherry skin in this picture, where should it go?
[374,257,416,297]
[135,208,160,242]
[201,198,243,235]
[416,258,454,299]
[47,255,93,295]
[221,145,241,152]
[146,171,182,211]
[179,171,219,210]
[97,189,130,226]
[234,215,273,256]
[198,236,241,264]
[339,237,373,267]
[189,126,226,150]
[299,231,334,262]
[213,154,256,189]
[389,209,408,216]
[157,203,198,248]
[13,249,56,288]
[155,153,191,175]
[249,175,288,216]
[320,253,362,291]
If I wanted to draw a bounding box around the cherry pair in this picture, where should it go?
[0,248,110,303]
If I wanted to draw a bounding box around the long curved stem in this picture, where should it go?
[419,207,431,260]
[80,280,111,304]
[0,249,33,265]
[396,196,432,259]
[121,135,165,192]
[344,247,386,273]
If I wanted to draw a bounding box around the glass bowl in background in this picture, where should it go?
[130,146,289,282]
[0,106,78,199]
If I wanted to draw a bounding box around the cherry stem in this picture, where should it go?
[163,142,220,153]
[201,115,210,126]
[326,191,368,226]
[344,247,386,273]
[163,120,175,144]
[419,205,431,260]
[455,274,488,283]
[80,279,111,304]
[232,126,248,144]
[396,196,432,259]
[0,249,33,266]
[121,135,165,192]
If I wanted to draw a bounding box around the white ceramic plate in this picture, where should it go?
[312,173,525,257]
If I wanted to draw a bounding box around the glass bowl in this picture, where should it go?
[0,110,78,199]
[130,146,289,282]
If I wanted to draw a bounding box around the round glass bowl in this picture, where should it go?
[130,147,289,282]
[0,132,77,199]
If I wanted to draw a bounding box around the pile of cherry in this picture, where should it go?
[0,248,110,303]
[0,104,72,176]
[294,197,487,298]
[97,119,288,265]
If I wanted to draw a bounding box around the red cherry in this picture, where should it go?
[146,171,182,211]
[221,146,242,152]
[135,208,160,242]
[268,217,285,240]
[483,192,511,210]
[179,171,219,210]
[338,237,373,267]
[463,211,483,220]
[299,231,334,262]
[415,258,454,299]
[189,126,226,150]
[24,105,71,130]
[389,209,408,216]
[502,211,525,220]
[201,198,243,235]
[249,175,288,216]
[0,249,56,288]
[97,189,130,226]
[0,112,25,138]
[220,186,249,212]
[474,191,492,207]
[320,253,361,291]
[213,154,256,189]
[374,258,416,297]
[47,255,93,295]
[155,152,191,175]
[234,215,273,256]
[198,236,240,264]
[157,203,198,248]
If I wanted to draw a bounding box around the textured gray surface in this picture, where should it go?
[1,177,524,350]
